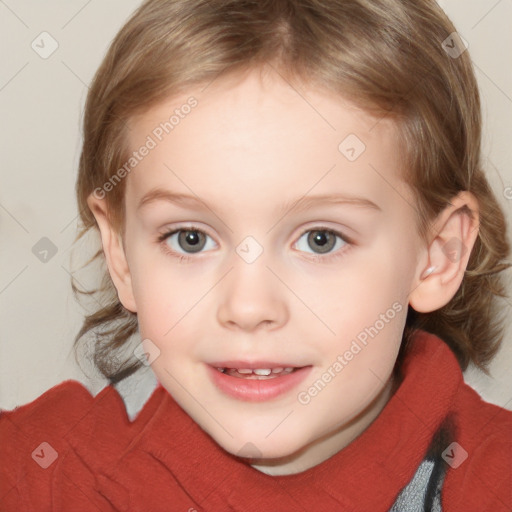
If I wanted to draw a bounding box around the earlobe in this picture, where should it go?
[409,191,479,313]
[86,194,138,313]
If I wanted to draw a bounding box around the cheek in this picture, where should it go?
[130,266,210,359]
[315,249,406,327]
[313,245,410,374]
[353,227,418,299]
[127,243,197,318]
[296,335,400,442]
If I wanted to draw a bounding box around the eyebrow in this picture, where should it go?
[137,188,382,214]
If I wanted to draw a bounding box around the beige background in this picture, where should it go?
[1,0,511,411]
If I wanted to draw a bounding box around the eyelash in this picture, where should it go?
[156,224,354,263]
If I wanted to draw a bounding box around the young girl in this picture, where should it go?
[1,0,511,510]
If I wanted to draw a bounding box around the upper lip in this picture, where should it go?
[208,361,307,369]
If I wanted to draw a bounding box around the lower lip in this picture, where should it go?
[206,365,313,402]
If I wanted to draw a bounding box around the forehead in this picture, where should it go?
[124,68,407,213]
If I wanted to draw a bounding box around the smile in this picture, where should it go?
[206,363,312,401]
[215,367,297,379]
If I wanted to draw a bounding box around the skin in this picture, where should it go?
[88,65,480,476]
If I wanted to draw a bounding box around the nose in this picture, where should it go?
[216,253,289,332]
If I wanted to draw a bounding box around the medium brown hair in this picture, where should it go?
[72,0,511,383]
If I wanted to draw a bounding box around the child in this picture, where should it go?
[1,0,511,510]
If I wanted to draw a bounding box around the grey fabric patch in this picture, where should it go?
[389,459,442,512]
[114,366,159,422]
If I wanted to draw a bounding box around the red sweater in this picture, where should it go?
[1,330,511,511]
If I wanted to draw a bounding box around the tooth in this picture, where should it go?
[216,368,225,372]
[284,367,294,372]
[237,369,253,374]
[271,367,284,374]
[253,369,272,376]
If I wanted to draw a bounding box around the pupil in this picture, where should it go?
[186,232,199,244]
[314,233,327,245]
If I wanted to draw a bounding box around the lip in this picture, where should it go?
[206,363,313,402]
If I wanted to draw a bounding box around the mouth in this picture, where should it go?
[206,362,312,401]
[214,367,300,379]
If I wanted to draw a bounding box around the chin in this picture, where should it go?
[209,426,309,462]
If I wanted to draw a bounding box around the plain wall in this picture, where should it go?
[1,0,511,410]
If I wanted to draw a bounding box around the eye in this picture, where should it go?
[157,225,353,262]
[157,226,216,256]
[294,228,350,258]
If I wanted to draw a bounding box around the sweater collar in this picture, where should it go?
[65,329,462,510]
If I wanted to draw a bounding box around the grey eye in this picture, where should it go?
[295,229,346,255]
[165,229,215,254]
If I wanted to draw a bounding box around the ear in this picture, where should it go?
[409,191,479,313]
[86,193,137,313]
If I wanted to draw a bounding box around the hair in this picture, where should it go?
[72,0,511,384]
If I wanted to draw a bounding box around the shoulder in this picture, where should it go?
[0,380,120,509]
[0,380,94,510]
[454,379,512,443]
[0,378,134,449]
[1,379,165,510]
[412,330,511,454]
[0,379,96,430]
[0,379,146,510]
[442,379,512,509]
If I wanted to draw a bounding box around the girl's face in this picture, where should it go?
[114,68,427,474]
